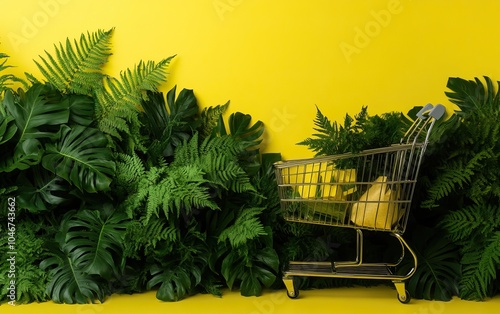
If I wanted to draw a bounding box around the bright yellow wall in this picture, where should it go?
[1,0,500,159]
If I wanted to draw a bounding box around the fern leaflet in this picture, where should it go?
[218,207,267,248]
[35,29,113,95]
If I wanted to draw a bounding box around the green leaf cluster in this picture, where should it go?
[40,209,128,303]
[415,76,500,300]
[298,105,411,156]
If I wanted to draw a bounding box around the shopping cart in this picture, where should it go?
[274,104,445,303]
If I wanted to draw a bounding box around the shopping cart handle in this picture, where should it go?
[429,104,446,121]
[416,104,434,119]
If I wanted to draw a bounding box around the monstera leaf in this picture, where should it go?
[445,76,500,116]
[3,84,69,141]
[397,225,461,300]
[0,138,43,172]
[221,245,279,296]
[41,209,128,303]
[0,84,69,172]
[41,242,105,304]
[16,166,72,212]
[66,209,128,278]
[42,125,115,193]
[141,86,200,160]
[146,229,208,302]
[0,114,17,145]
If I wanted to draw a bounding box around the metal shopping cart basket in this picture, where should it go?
[274,104,445,303]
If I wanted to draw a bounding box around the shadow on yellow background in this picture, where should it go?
[1,0,499,159]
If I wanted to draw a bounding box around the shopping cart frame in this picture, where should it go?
[274,104,445,303]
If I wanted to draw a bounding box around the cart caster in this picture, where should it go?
[287,287,299,299]
[397,290,411,304]
[283,277,299,299]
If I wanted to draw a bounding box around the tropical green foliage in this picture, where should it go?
[41,209,128,303]
[0,28,282,304]
[0,53,27,96]
[416,76,500,300]
[298,106,411,156]
[397,226,460,300]
[34,29,113,95]
[0,219,48,304]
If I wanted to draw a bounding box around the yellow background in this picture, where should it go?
[1,0,499,159]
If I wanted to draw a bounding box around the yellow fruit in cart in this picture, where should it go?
[350,176,401,230]
[333,168,357,196]
[280,163,358,204]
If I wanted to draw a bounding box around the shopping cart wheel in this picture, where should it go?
[397,290,411,304]
[287,288,299,299]
[284,277,299,299]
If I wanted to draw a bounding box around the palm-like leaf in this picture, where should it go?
[3,84,69,141]
[41,242,105,304]
[398,226,461,300]
[34,29,113,95]
[0,52,28,95]
[95,56,175,141]
[0,114,17,145]
[66,209,129,278]
[16,166,72,212]
[445,76,500,117]
[42,125,115,193]
[221,246,279,296]
[141,86,199,160]
[146,229,208,301]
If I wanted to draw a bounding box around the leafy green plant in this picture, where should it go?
[298,106,411,156]
[0,53,27,96]
[34,29,113,95]
[0,82,115,215]
[0,219,48,304]
[397,225,460,300]
[440,205,500,300]
[40,208,128,303]
[147,226,209,301]
[1,28,278,304]
[417,76,500,300]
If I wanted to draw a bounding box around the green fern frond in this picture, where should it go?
[459,232,500,300]
[218,207,267,248]
[422,150,492,207]
[172,131,201,166]
[146,165,219,222]
[115,152,145,191]
[124,166,166,218]
[199,102,229,138]
[126,164,218,223]
[0,220,48,304]
[95,56,175,142]
[202,152,255,193]
[298,106,369,156]
[124,218,179,259]
[441,205,484,242]
[171,134,254,193]
[198,135,244,160]
[34,29,113,95]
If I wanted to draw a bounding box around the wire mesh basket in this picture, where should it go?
[275,104,445,233]
[274,104,446,303]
